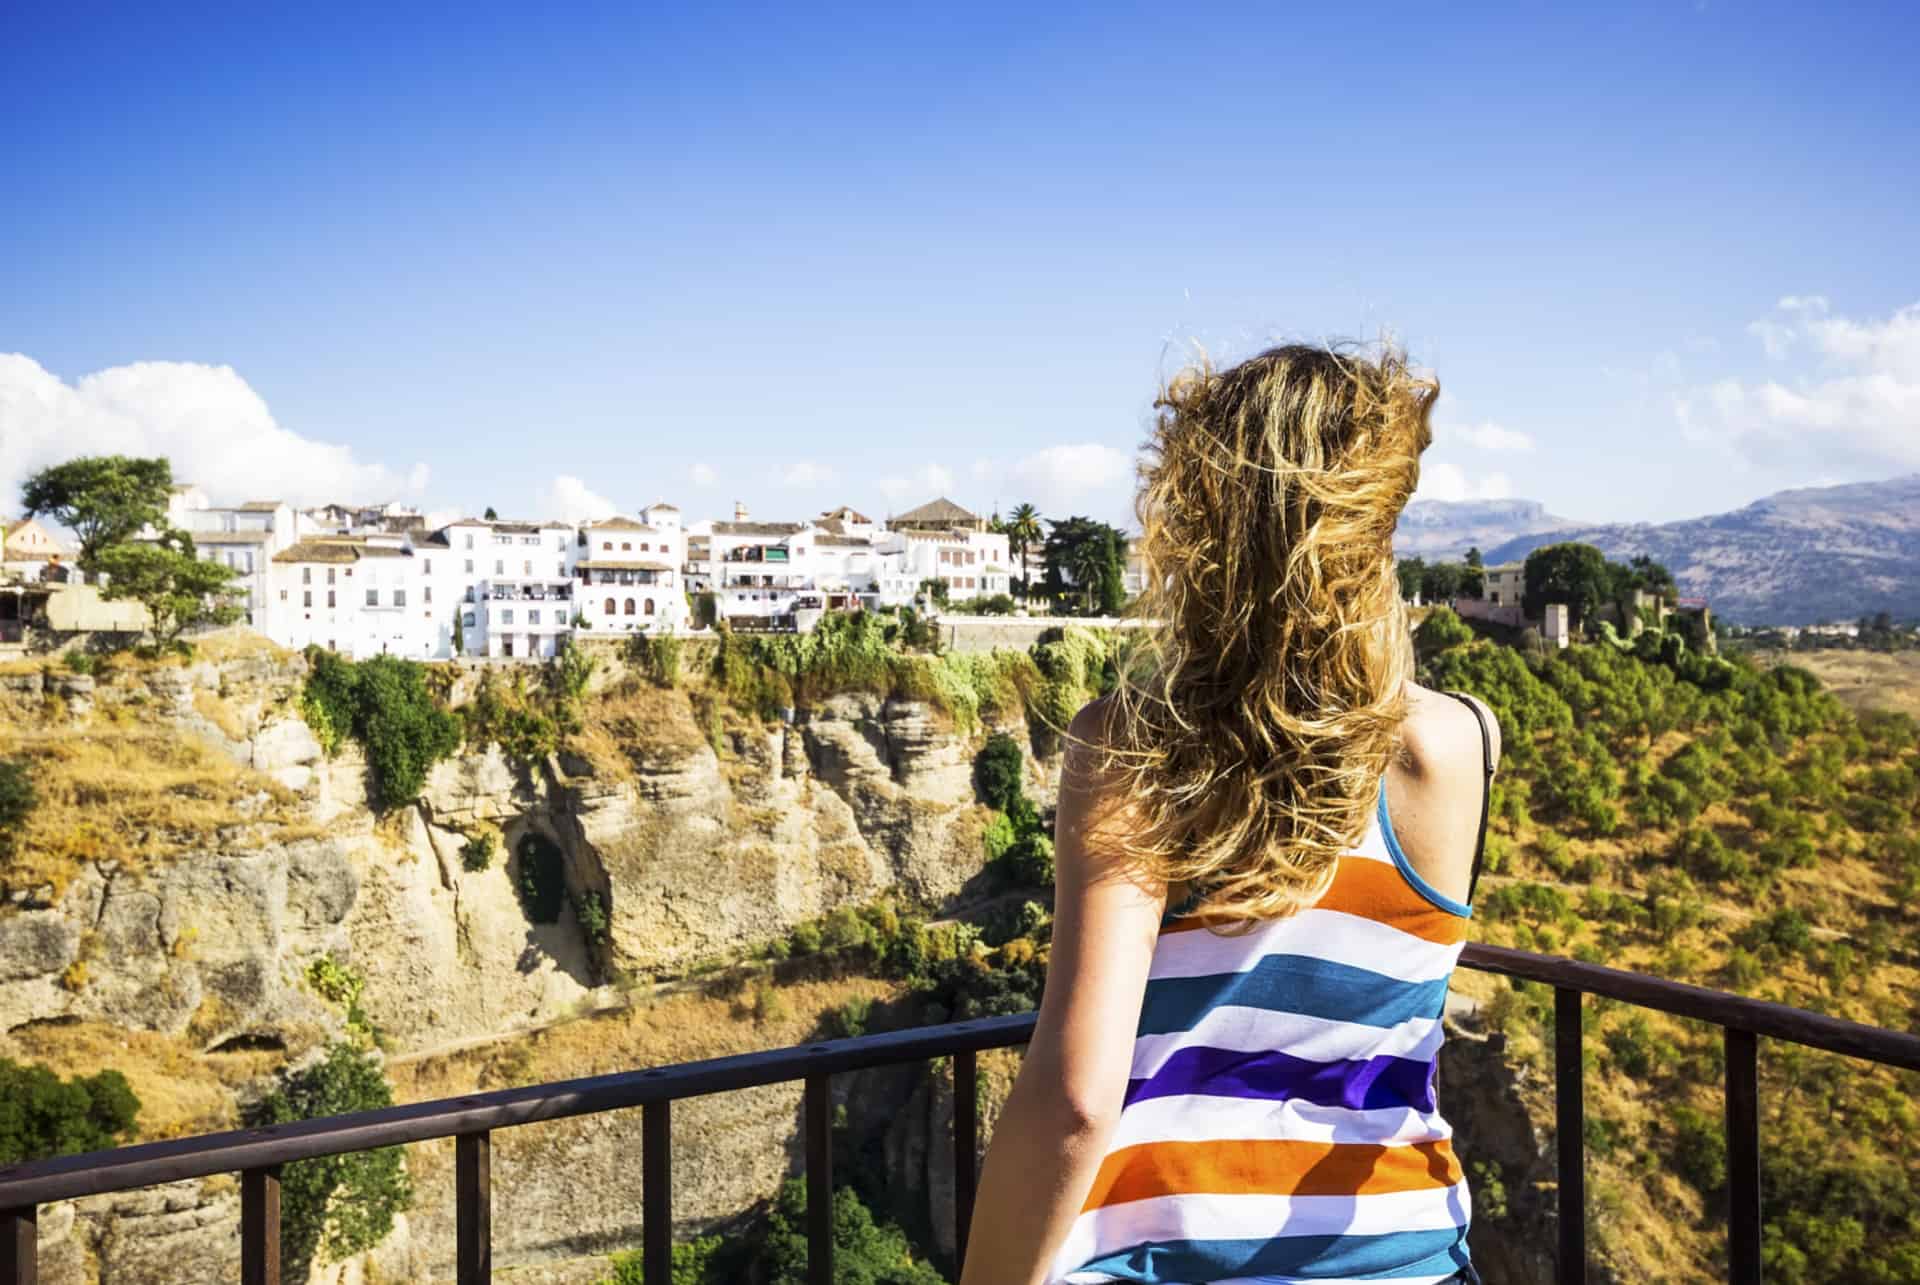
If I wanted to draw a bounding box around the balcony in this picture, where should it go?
[1,944,1915,1285]
[483,586,573,603]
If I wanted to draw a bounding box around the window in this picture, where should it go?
[523,560,533,576]
[424,586,433,604]
[465,559,474,574]
[464,534,474,550]
[366,589,378,607]
[640,542,650,552]
[303,591,313,608]
[243,552,255,573]
[604,597,615,614]
[621,542,631,551]
[328,568,337,585]
[395,589,406,608]
[502,610,515,624]
[624,599,636,615]
[279,589,288,601]
[463,613,476,628]
[424,559,432,574]
[556,535,567,550]
[328,591,336,608]
[495,561,504,576]
[302,568,312,585]
[644,598,655,615]
[530,610,542,625]
[602,541,612,551]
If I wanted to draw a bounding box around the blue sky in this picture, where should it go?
[3,1,1916,531]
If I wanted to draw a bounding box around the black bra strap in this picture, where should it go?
[1441,690,1496,905]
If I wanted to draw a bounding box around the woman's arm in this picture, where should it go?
[959,702,1166,1285]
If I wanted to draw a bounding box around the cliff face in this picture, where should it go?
[0,645,1010,1283]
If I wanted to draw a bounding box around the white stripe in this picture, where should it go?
[1131,1007,1444,1079]
[1050,1186,1472,1279]
[1106,1094,1454,1152]
[1151,908,1463,984]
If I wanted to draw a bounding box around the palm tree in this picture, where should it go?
[1007,503,1042,598]
[1068,537,1108,613]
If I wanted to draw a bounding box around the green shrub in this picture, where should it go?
[973,732,1027,813]
[1002,831,1056,888]
[0,758,36,858]
[300,650,462,807]
[573,890,610,948]
[460,830,496,872]
[515,831,568,923]
[755,1178,947,1285]
[828,995,874,1039]
[1670,1104,1727,1194]
[251,1043,411,1281]
[981,811,1017,863]
[1415,606,1475,653]
[789,922,824,956]
[0,1059,140,1164]
[627,632,684,688]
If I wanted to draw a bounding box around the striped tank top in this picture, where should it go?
[1048,784,1475,1285]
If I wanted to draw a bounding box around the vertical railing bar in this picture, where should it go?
[643,1101,672,1285]
[1725,1028,1762,1285]
[456,1131,492,1284]
[2,1205,36,1285]
[1553,987,1586,1285]
[804,1073,833,1285]
[953,1049,978,1272]
[241,1165,281,1285]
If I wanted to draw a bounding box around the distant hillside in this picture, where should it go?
[1393,498,1578,559]
[1480,475,1920,626]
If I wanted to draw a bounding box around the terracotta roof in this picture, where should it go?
[820,505,873,523]
[578,559,676,572]
[239,501,283,512]
[813,535,873,548]
[712,521,806,537]
[891,497,979,525]
[274,541,359,565]
[586,517,658,532]
[644,501,681,512]
[356,544,411,558]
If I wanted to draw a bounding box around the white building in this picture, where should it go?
[442,518,578,659]
[164,487,301,634]
[876,526,1012,603]
[574,503,686,637]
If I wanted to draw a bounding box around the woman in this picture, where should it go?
[961,343,1499,1285]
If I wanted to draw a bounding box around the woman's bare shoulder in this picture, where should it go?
[1400,683,1501,779]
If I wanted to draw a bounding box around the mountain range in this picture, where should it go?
[1397,475,1920,626]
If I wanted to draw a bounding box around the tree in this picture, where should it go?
[1420,561,1465,603]
[1396,557,1427,601]
[252,1043,411,1282]
[1043,516,1125,614]
[1007,503,1043,598]
[1462,547,1486,598]
[20,455,173,568]
[94,530,244,647]
[300,650,463,807]
[1416,606,1475,654]
[1523,542,1611,628]
[483,506,499,520]
[0,1059,139,1164]
[974,733,1027,813]
[452,608,466,656]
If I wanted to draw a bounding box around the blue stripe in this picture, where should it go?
[1138,955,1451,1036]
[1379,783,1474,918]
[1070,1227,1472,1282]
[1125,1044,1438,1113]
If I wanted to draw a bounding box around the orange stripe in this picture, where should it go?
[1162,859,1468,945]
[1083,1137,1463,1211]
[1314,859,1469,945]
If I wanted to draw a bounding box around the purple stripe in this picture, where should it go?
[1125,1044,1438,1113]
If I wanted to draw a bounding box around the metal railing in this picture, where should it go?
[2,943,1917,1285]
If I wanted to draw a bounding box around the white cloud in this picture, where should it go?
[1414,461,1514,503]
[878,463,956,503]
[0,354,428,509]
[1677,299,1920,469]
[689,461,717,487]
[970,457,995,481]
[1451,420,1533,452]
[536,474,618,524]
[779,460,836,488]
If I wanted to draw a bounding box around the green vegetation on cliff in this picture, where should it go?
[0,1059,140,1164]
[300,648,461,806]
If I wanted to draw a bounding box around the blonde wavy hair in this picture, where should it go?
[1100,341,1437,923]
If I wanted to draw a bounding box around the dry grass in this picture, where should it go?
[0,720,304,894]
[568,679,713,779]
[391,974,897,1104]
[192,688,251,742]
[1762,648,1920,718]
[0,1020,282,1141]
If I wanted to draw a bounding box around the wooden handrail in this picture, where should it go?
[1,945,1917,1285]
